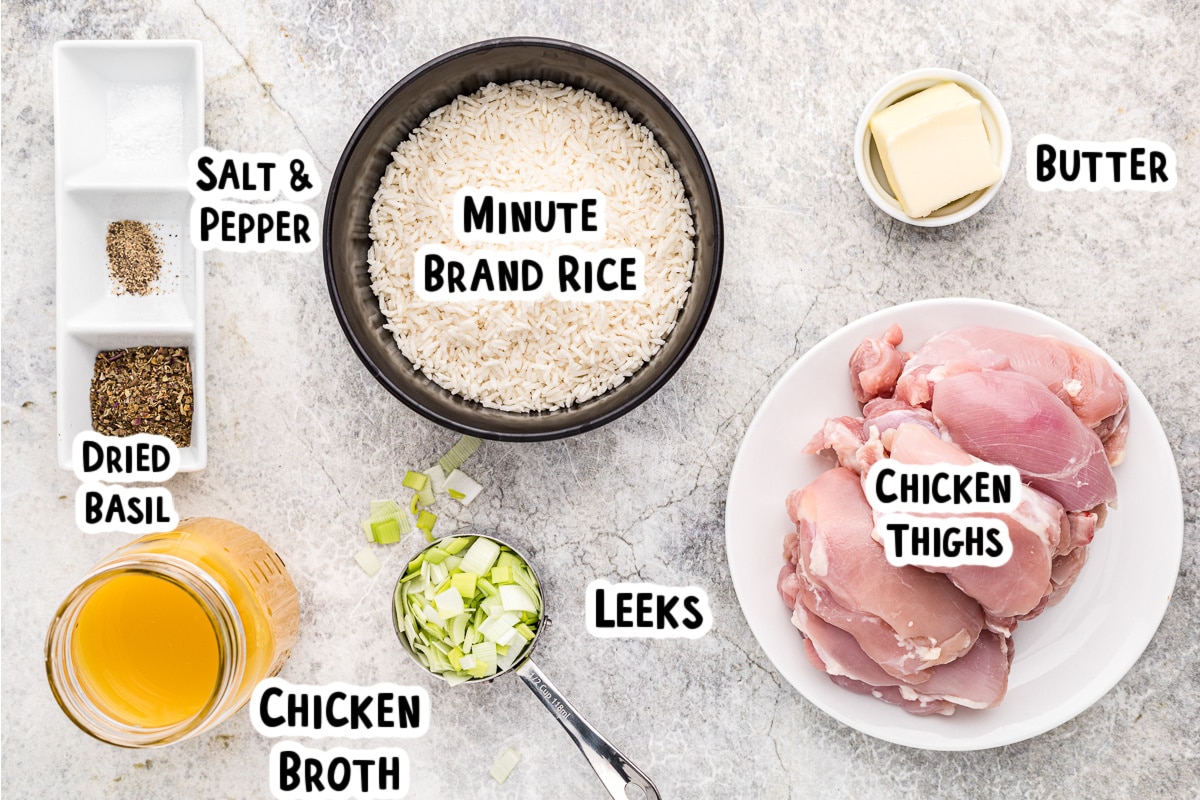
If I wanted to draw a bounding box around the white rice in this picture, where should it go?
[367,80,695,412]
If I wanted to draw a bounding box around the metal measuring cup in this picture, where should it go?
[392,534,660,800]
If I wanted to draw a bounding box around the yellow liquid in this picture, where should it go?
[72,573,220,729]
[50,519,299,743]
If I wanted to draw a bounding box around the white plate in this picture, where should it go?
[725,298,1183,750]
[54,40,206,471]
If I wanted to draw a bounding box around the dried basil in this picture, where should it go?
[90,346,193,447]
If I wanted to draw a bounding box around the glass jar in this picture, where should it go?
[45,517,300,747]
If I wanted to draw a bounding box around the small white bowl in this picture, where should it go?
[854,68,1012,227]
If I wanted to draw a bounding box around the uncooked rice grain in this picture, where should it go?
[367,80,695,412]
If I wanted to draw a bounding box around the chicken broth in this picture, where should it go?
[46,518,300,745]
[71,573,220,728]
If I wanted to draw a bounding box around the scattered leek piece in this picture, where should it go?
[444,469,483,505]
[402,471,429,492]
[438,435,481,474]
[489,748,521,784]
[405,470,435,507]
[362,499,410,544]
[370,499,402,518]
[370,516,403,545]
[395,535,541,684]
[416,510,437,541]
[360,438,487,573]
[424,465,447,495]
[354,547,382,577]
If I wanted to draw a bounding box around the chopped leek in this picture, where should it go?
[489,748,521,784]
[394,535,541,684]
[496,644,525,674]
[499,584,537,613]
[460,537,501,577]
[444,469,483,505]
[437,435,482,474]
[443,537,471,555]
[451,571,477,598]
[416,510,437,541]
[423,546,450,565]
[370,516,403,545]
[434,587,466,619]
[480,594,503,618]
[424,465,447,495]
[361,499,410,545]
[402,471,429,492]
[370,499,402,518]
[354,547,382,576]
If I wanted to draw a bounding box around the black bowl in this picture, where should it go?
[324,37,723,441]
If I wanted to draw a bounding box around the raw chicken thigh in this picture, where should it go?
[783,468,984,679]
[793,603,1011,715]
[886,423,1073,633]
[850,325,1129,463]
[781,324,1125,716]
[932,370,1117,512]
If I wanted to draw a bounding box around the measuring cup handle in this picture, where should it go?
[516,659,660,800]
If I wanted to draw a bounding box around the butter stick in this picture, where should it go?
[870,82,1001,218]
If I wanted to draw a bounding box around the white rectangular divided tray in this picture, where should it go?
[54,40,206,471]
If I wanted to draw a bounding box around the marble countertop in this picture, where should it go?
[3,1,1197,798]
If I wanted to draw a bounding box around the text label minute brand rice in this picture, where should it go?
[188,147,321,252]
[415,189,646,302]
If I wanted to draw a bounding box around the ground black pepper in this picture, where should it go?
[106,220,163,295]
[90,346,193,447]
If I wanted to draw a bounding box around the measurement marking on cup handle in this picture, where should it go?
[525,669,574,724]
